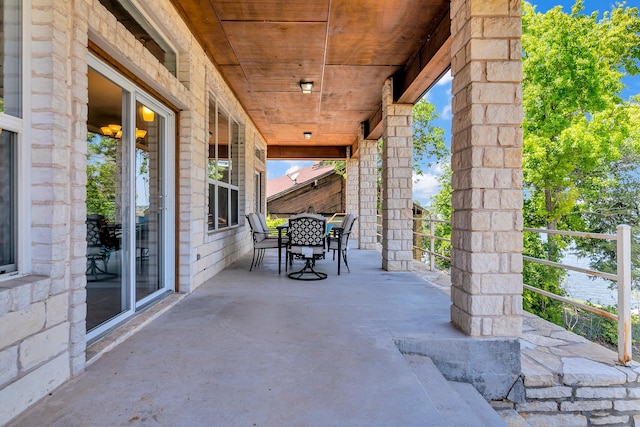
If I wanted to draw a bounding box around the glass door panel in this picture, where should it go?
[86,68,130,331]
[135,100,162,302]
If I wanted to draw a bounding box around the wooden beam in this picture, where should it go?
[394,10,451,104]
[267,145,347,160]
[364,105,382,141]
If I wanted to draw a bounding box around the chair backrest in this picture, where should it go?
[288,214,326,248]
[339,214,357,244]
[257,212,269,234]
[246,213,266,242]
[87,215,103,247]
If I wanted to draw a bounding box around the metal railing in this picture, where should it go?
[404,214,633,365]
[412,215,451,270]
[523,225,632,364]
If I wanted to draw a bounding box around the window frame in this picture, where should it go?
[207,97,240,232]
[0,0,30,280]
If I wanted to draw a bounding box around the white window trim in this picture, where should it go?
[0,0,31,280]
[207,98,240,232]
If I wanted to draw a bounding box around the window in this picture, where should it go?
[208,99,239,230]
[98,0,177,76]
[0,0,23,277]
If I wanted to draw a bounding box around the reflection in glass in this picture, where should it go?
[0,0,22,117]
[135,101,162,302]
[86,69,128,331]
[0,130,16,273]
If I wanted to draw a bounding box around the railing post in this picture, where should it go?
[617,224,632,365]
[429,215,435,272]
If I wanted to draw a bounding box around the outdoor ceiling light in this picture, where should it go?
[141,105,155,122]
[303,132,312,139]
[300,81,313,94]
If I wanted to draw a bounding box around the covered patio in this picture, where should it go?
[9,248,512,426]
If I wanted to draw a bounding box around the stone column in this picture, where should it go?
[450,0,523,337]
[381,78,413,271]
[345,151,359,241]
[357,125,378,249]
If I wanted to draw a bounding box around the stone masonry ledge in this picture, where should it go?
[413,262,640,426]
[519,312,640,388]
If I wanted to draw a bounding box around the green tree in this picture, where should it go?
[86,133,118,221]
[522,0,640,308]
[522,0,640,232]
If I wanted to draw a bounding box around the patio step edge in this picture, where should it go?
[403,354,508,427]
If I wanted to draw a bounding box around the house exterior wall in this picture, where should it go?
[0,0,265,423]
[267,174,345,217]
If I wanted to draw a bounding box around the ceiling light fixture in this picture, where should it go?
[303,132,312,139]
[299,81,313,94]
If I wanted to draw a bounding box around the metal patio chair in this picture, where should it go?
[286,213,327,281]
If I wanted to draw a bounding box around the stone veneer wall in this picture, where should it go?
[358,127,379,250]
[449,0,524,337]
[346,157,359,240]
[515,367,640,427]
[380,79,413,271]
[0,0,265,424]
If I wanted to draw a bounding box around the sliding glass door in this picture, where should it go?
[86,56,174,340]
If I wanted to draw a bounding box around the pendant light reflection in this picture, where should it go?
[101,125,147,140]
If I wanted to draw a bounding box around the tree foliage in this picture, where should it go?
[522,0,640,231]
[86,133,117,221]
[522,0,640,300]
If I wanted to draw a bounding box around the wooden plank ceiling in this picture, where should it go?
[170,0,451,159]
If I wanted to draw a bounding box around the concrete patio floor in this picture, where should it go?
[9,247,490,427]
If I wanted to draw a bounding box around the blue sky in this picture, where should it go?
[267,0,640,207]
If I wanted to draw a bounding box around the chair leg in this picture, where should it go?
[342,249,350,273]
[287,258,327,281]
[250,248,256,271]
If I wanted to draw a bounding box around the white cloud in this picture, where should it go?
[440,104,452,120]
[412,172,441,207]
[435,70,452,87]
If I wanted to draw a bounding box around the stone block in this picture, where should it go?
[561,400,612,412]
[470,0,509,15]
[19,322,70,371]
[0,289,10,316]
[496,231,522,252]
[483,146,504,167]
[562,357,627,386]
[470,39,509,61]
[0,353,70,426]
[487,62,521,84]
[589,415,629,426]
[521,414,586,427]
[46,292,69,327]
[0,345,18,387]
[614,399,640,411]
[516,400,559,412]
[483,17,521,38]
[575,387,627,399]
[492,315,522,337]
[526,385,572,399]
[0,302,46,350]
[469,295,503,316]
[481,274,521,294]
[486,104,523,125]
[11,285,32,312]
[491,211,514,231]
